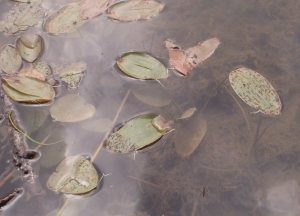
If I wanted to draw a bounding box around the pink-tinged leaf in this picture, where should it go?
[80,0,115,20]
[186,38,220,67]
[165,40,192,76]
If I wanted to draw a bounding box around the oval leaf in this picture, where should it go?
[17,34,43,63]
[133,86,171,107]
[0,45,22,74]
[174,113,207,158]
[2,76,55,103]
[81,118,113,133]
[106,114,168,153]
[44,3,87,34]
[107,0,164,21]
[229,68,282,115]
[80,0,115,20]
[50,94,95,122]
[47,155,99,194]
[186,38,220,67]
[178,107,197,119]
[117,52,167,79]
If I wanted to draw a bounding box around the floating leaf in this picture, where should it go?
[81,118,113,133]
[47,155,99,194]
[174,113,207,158]
[17,34,43,63]
[186,38,220,67]
[229,67,282,115]
[2,76,55,103]
[44,3,87,34]
[107,0,164,21]
[133,86,171,107]
[178,107,197,119]
[18,68,45,81]
[50,94,95,122]
[117,52,167,79]
[34,62,51,76]
[3,0,45,34]
[166,38,220,76]
[0,45,22,74]
[106,114,168,153]
[54,61,86,89]
[80,0,115,20]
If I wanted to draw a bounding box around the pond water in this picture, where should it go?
[1,0,300,215]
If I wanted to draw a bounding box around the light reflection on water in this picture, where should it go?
[1,0,300,215]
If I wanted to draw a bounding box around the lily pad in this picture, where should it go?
[50,94,95,122]
[3,0,45,34]
[133,86,172,107]
[0,45,22,74]
[44,3,87,34]
[229,68,282,115]
[185,38,220,67]
[17,34,43,63]
[174,113,207,158]
[47,155,99,194]
[107,0,164,21]
[54,61,86,89]
[106,114,168,153]
[80,0,115,20]
[81,118,113,133]
[117,52,167,80]
[34,62,52,76]
[2,76,55,103]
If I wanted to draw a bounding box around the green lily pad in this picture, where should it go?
[117,52,167,80]
[107,0,164,21]
[3,0,45,34]
[54,61,86,89]
[47,155,99,194]
[106,114,168,153]
[17,34,43,63]
[2,76,55,103]
[81,118,113,133]
[34,62,52,76]
[50,94,95,122]
[133,86,172,107]
[0,45,22,74]
[44,3,87,34]
[229,67,282,115]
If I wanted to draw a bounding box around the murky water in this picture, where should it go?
[1,0,300,215]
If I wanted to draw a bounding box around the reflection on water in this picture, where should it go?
[1,0,300,215]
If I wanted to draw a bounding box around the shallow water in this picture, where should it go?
[1,0,300,215]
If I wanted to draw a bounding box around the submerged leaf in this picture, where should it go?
[80,0,115,20]
[174,113,207,158]
[34,62,52,76]
[106,114,168,153]
[117,52,167,79]
[54,61,86,89]
[18,68,45,81]
[17,34,43,63]
[107,0,164,21]
[0,45,22,74]
[44,3,87,34]
[81,118,113,133]
[47,155,99,194]
[186,38,220,67]
[50,94,95,122]
[178,107,197,119]
[3,0,45,34]
[133,86,171,107]
[229,67,282,115]
[2,76,55,103]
